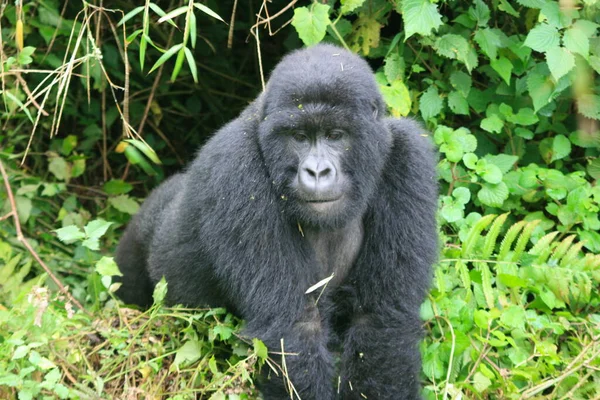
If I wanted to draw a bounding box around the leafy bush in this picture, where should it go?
[1,0,599,398]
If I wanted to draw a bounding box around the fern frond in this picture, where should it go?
[481,213,509,259]
[479,262,495,309]
[461,214,496,258]
[497,221,526,261]
[560,241,586,268]
[511,220,541,262]
[551,235,576,262]
[529,231,559,264]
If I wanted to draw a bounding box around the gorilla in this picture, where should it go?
[115,44,438,399]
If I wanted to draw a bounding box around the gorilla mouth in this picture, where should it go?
[304,197,343,212]
[306,199,340,203]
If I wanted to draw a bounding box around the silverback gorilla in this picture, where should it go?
[115,44,438,399]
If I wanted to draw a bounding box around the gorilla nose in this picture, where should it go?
[299,159,336,191]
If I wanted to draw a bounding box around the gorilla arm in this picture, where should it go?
[339,118,438,399]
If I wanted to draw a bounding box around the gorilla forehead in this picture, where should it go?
[263,44,384,115]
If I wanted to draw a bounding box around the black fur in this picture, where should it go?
[115,44,438,399]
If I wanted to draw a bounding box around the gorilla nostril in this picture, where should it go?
[305,168,317,178]
[319,167,332,179]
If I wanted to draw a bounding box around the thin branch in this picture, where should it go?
[227,0,239,49]
[0,160,90,316]
[250,0,298,33]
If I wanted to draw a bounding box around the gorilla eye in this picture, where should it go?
[292,131,309,142]
[326,130,345,140]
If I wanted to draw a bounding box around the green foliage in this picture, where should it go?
[425,215,600,398]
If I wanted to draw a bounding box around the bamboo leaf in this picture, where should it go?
[148,43,184,74]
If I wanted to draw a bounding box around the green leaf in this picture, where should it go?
[212,325,233,341]
[16,47,35,65]
[434,34,478,72]
[118,5,144,26]
[291,4,331,46]
[103,179,133,195]
[190,12,197,48]
[153,277,168,305]
[524,23,560,53]
[157,6,187,23]
[1,90,34,123]
[434,34,469,60]
[485,154,518,173]
[148,43,184,74]
[173,340,202,367]
[478,182,509,207]
[477,162,503,184]
[124,139,161,164]
[463,153,478,169]
[148,3,177,27]
[572,19,599,37]
[54,225,85,244]
[577,94,600,120]
[96,256,123,277]
[108,195,140,215]
[490,56,513,85]
[469,0,490,27]
[419,86,443,120]
[441,197,464,222]
[448,91,469,115]
[192,3,225,23]
[85,219,113,241]
[422,343,445,379]
[453,187,471,204]
[171,47,186,81]
[253,338,268,361]
[527,68,554,112]
[507,108,539,126]
[474,28,501,60]
[450,71,472,97]
[383,52,405,82]
[563,26,589,59]
[340,0,365,14]
[551,134,571,162]
[15,196,32,224]
[516,0,548,8]
[380,80,411,117]
[498,0,519,16]
[588,158,600,180]
[61,135,77,156]
[183,47,198,83]
[589,56,600,75]
[545,46,575,81]
[71,158,85,178]
[481,114,503,133]
[401,0,443,39]
[12,345,29,360]
[48,156,70,181]
[473,372,492,392]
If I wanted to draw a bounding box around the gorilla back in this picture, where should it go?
[115,44,438,399]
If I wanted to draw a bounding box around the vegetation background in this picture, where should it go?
[1,0,599,398]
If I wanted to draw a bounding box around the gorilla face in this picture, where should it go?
[264,104,354,220]
[257,45,392,227]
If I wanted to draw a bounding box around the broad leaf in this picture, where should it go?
[292,4,331,46]
[401,0,443,39]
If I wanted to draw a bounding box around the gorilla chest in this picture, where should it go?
[304,219,364,284]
